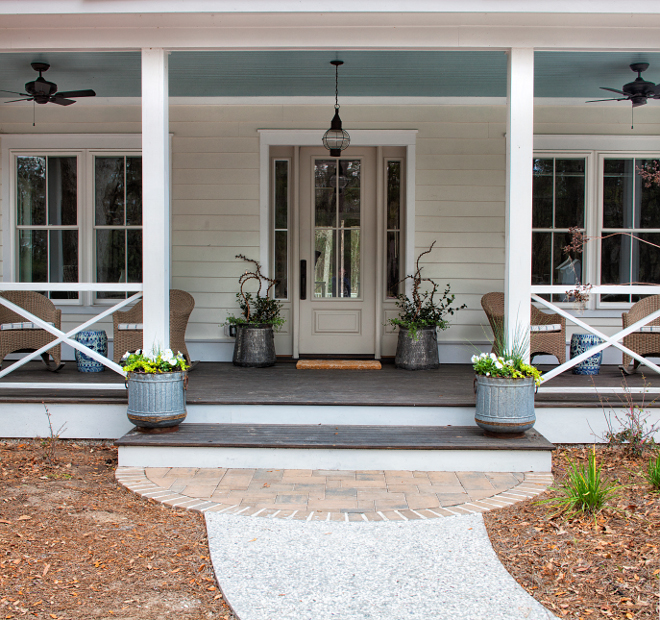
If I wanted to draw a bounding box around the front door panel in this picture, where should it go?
[299,148,376,355]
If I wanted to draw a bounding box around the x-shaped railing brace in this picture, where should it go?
[532,293,660,384]
[0,292,144,380]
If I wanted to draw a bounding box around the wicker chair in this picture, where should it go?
[621,295,660,374]
[0,291,62,370]
[481,292,567,364]
[112,289,195,364]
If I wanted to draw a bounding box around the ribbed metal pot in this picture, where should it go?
[126,371,187,429]
[474,375,535,436]
[232,324,276,367]
[395,326,439,370]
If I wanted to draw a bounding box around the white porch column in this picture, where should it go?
[505,48,534,359]
[141,48,170,353]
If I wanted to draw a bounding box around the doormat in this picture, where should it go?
[296,360,382,370]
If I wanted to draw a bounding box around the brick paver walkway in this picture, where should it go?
[116,467,553,521]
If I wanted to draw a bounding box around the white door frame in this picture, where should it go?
[259,129,417,357]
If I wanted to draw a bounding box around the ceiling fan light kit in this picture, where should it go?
[0,62,96,106]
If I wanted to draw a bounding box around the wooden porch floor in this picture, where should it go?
[0,359,658,407]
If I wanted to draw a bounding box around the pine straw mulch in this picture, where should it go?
[0,439,236,620]
[484,446,660,620]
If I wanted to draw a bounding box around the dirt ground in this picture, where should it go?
[0,439,236,620]
[485,446,660,620]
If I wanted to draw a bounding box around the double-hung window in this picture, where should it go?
[532,140,660,309]
[3,135,142,305]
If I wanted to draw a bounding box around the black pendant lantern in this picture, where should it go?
[323,60,350,157]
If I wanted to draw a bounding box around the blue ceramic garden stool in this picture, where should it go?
[570,333,603,375]
[74,330,108,372]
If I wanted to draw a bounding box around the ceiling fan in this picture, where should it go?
[587,62,658,108]
[0,62,96,106]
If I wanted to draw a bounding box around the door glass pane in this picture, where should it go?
[47,157,77,226]
[17,156,46,226]
[339,228,360,298]
[49,230,78,300]
[18,229,47,283]
[96,229,125,299]
[126,157,142,226]
[274,160,288,229]
[314,230,335,298]
[314,160,336,227]
[386,230,400,298]
[95,157,125,226]
[338,160,360,228]
[274,230,288,299]
[387,161,401,230]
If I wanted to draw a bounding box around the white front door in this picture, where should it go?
[298,147,377,355]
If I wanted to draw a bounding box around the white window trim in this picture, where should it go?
[1,134,142,306]
[534,135,660,310]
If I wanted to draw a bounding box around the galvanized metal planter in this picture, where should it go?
[395,326,439,370]
[232,324,276,367]
[474,375,535,437]
[126,371,187,430]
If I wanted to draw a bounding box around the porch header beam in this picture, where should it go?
[504,48,534,359]
[141,48,170,354]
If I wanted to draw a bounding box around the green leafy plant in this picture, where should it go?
[122,348,188,373]
[225,254,285,329]
[541,448,620,517]
[472,323,542,385]
[646,452,660,491]
[388,241,465,339]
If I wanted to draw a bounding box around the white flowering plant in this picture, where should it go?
[471,352,541,386]
[122,348,189,374]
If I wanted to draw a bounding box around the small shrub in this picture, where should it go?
[541,448,620,517]
[646,453,660,492]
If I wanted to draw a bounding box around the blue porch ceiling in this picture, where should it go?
[1,50,660,99]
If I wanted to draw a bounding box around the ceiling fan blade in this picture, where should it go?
[50,97,76,106]
[3,98,32,103]
[586,98,627,103]
[600,87,628,96]
[55,89,96,99]
[0,89,29,96]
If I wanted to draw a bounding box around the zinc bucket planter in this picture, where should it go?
[126,371,187,430]
[395,326,439,370]
[232,324,276,367]
[474,375,535,437]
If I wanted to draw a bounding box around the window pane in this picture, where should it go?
[637,159,660,228]
[600,233,631,303]
[17,156,46,226]
[49,230,78,300]
[314,160,336,227]
[554,159,585,228]
[95,157,125,226]
[387,161,401,230]
[126,157,142,226]
[274,160,288,229]
[532,158,553,228]
[47,157,77,226]
[127,229,142,284]
[532,231,552,286]
[338,160,360,228]
[314,229,335,298]
[339,228,360,298]
[386,230,400,298]
[96,229,125,299]
[274,230,287,299]
[18,230,47,283]
[603,159,633,229]
[636,233,660,287]
[554,231,583,285]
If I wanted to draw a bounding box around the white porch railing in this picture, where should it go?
[0,283,143,390]
[531,285,660,392]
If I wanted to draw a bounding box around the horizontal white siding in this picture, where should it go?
[1,101,658,360]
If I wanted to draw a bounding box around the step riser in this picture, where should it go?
[118,445,552,472]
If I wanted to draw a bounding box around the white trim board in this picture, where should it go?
[534,134,660,151]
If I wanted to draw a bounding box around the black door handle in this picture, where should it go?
[300,260,307,300]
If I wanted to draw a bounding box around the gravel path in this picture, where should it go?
[206,511,557,620]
